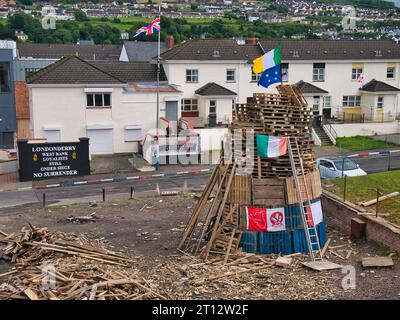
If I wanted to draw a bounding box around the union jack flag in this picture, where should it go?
[134,17,160,37]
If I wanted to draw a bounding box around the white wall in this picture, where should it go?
[332,121,400,137]
[194,127,229,151]
[30,86,182,154]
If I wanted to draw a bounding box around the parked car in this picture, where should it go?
[317,157,367,179]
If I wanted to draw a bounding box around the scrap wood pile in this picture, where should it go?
[0,225,168,300]
[155,251,339,300]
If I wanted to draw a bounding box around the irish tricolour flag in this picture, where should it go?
[256,135,288,158]
[252,45,281,74]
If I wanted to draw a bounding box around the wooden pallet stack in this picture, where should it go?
[179,85,322,261]
[233,85,315,178]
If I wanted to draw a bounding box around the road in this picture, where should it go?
[0,153,399,209]
[0,172,212,209]
[351,154,400,173]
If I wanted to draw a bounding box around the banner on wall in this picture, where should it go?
[245,207,286,232]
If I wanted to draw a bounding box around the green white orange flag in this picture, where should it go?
[256,135,288,158]
[252,45,282,74]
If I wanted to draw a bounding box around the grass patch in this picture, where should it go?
[326,170,400,225]
[336,135,399,151]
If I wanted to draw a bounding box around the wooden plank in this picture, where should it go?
[361,257,394,268]
[302,261,342,271]
[360,192,400,207]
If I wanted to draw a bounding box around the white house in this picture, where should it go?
[160,38,400,138]
[27,56,182,155]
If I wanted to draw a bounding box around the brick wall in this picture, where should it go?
[322,192,400,252]
[0,171,19,185]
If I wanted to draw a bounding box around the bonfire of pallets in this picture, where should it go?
[179,85,322,261]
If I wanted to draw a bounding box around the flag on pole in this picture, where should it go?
[133,17,160,37]
[252,45,281,74]
[256,134,288,158]
[257,64,282,89]
[357,73,365,85]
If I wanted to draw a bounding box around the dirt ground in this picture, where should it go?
[0,195,399,300]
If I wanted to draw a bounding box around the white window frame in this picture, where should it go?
[343,95,361,107]
[377,97,384,109]
[209,100,217,114]
[323,96,331,109]
[387,67,395,79]
[313,96,320,112]
[312,67,325,82]
[86,93,112,108]
[351,68,363,80]
[186,69,198,83]
[226,69,236,82]
[181,99,198,111]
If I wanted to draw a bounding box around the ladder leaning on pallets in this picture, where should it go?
[287,137,323,261]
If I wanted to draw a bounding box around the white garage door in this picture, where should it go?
[87,129,114,154]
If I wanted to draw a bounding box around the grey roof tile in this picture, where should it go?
[17,43,122,61]
[360,79,400,92]
[195,82,237,96]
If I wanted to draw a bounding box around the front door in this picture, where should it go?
[166,101,178,122]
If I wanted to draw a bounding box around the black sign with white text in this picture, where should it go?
[17,138,90,181]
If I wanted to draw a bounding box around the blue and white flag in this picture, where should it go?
[257,64,281,89]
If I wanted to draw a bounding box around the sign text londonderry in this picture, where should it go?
[31,145,79,179]
[17,139,90,182]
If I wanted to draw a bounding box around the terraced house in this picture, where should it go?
[22,38,400,157]
[161,38,400,141]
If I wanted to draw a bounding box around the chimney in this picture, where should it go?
[166,35,174,49]
[245,37,259,45]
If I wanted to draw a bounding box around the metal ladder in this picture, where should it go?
[287,137,323,261]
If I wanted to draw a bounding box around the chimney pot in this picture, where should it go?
[166,35,174,49]
[245,37,259,45]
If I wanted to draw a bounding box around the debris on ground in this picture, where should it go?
[0,225,168,300]
[66,213,98,224]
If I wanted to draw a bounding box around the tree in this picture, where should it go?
[74,10,89,22]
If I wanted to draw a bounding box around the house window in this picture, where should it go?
[351,67,363,80]
[226,69,236,82]
[323,96,331,109]
[343,96,361,107]
[313,96,320,113]
[209,100,217,114]
[251,68,261,82]
[387,67,395,79]
[377,97,384,109]
[86,93,111,108]
[281,63,289,82]
[181,99,198,111]
[25,68,41,78]
[186,69,198,83]
[0,62,11,93]
[312,63,325,82]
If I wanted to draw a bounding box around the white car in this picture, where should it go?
[317,157,367,179]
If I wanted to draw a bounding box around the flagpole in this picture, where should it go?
[155,2,161,170]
